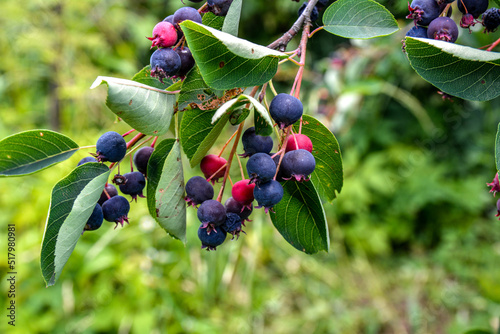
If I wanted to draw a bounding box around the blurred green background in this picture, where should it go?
[1,0,500,333]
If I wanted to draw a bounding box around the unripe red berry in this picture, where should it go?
[200,154,227,184]
[285,134,313,153]
[147,21,177,48]
[231,180,255,207]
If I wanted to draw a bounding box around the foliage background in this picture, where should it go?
[1,0,500,333]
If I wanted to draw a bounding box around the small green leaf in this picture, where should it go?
[154,140,186,242]
[177,66,219,111]
[269,180,329,254]
[0,130,79,177]
[131,65,173,89]
[91,76,177,135]
[292,115,343,202]
[323,0,399,39]
[41,163,110,286]
[180,21,288,90]
[496,122,500,172]
[405,37,500,101]
[211,97,246,123]
[202,11,225,30]
[229,107,250,125]
[180,109,231,167]
[222,0,242,36]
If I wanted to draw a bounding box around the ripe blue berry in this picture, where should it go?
[458,0,489,19]
[77,156,98,166]
[185,176,214,207]
[221,213,244,239]
[197,199,226,233]
[241,127,273,157]
[102,195,130,228]
[174,47,195,77]
[406,25,429,38]
[197,225,227,251]
[95,131,127,163]
[173,7,202,28]
[427,17,458,43]
[119,172,146,201]
[269,93,303,129]
[207,0,233,16]
[406,0,441,26]
[225,197,253,222]
[253,180,284,213]
[83,204,104,232]
[133,146,154,176]
[98,184,118,205]
[150,48,181,83]
[281,149,316,182]
[246,153,276,184]
[298,2,319,21]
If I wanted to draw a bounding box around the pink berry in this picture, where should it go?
[285,134,313,153]
[231,180,255,207]
[200,154,227,184]
[147,22,177,48]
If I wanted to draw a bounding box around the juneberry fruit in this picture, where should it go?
[298,2,319,21]
[200,154,227,184]
[253,180,284,213]
[269,93,303,129]
[231,179,256,208]
[119,172,146,201]
[133,146,154,176]
[147,21,177,48]
[405,25,429,39]
[94,131,127,163]
[197,199,226,233]
[285,134,313,153]
[482,8,500,32]
[83,204,104,232]
[150,48,182,83]
[77,156,98,166]
[427,17,458,43]
[406,0,441,26]
[102,195,130,228]
[281,149,316,182]
[458,0,489,18]
[173,7,202,28]
[460,13,476,29]
[221,212,244,239]
[189,0,204,2]
[496,199,500,218]
[98,184,118,205]
[198,225,227,251]
[246,153,276,184]
[174,47,195,77]
[225,197,253,222]
[185,176,214,207]
[207,0,234,16]
[487,173,500,196]
[241,127,274,157]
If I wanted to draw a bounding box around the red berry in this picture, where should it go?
[200,154,227,184]
[285,134,313,153]
[231,180,255,207]
[147,22,177,48]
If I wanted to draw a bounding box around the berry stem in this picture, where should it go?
[151,136,158,148]
[122,129,136,137]
[78,145,97,149]
[273,127,292,180]
[291,20,311,99]
[218,128,239,157]
[207,162,228,183]
[487,37,500,51]
[126,133,146,149]
[268,79,278,97]
[235,153,245,180]
[308,26,324,38]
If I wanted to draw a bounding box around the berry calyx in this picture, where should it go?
[253,180,284,213]
[198,225,227,251]
[119,172,146,201]
[102,195,131,228]
[200,154,227,184]
[269,93,303,130]
[197,199,226,233]
[427,17,459,43]
[285,134,313,153]
[185,176,214,207]
[281,149,316,182]
[231,179,256,208]
[406,0,441,26]
[94,131,127,163]
[221,212,245,239]
[487,173,500,196]
[147,21,177,48]
[133,146,154,176]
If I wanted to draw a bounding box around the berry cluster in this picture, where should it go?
[404,0,499,48]
[186,93,316,251]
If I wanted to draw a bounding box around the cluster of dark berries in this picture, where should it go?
[297,0,335,22]
[80,131,156,233]
[186,93,316,251]
[404,0,498,49]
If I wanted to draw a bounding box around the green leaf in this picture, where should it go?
[41,163,110,286]
[0,130,79,177]
[180,21,288,90]
[405,37,500,101]
[496,122,500,172]
[494,0,500,7]
[177,66,219,111]
[152,140,186,242]
[222,0,242,36]
[91,76,177,135]
[180,108,231,167]
[323,0,399,39]
[147,139,175,219]
[131,65,173,89]
[229,107,250,125]
[292,115,343,202]
[202,11,225,30]
[269,180,329,254]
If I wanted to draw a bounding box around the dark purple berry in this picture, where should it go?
[406,25,429,38]
[253,180,284,213]
[281,149,316,182]
[185,176,214,207]
[207,0,233,16]
[427,17,458,43]
[119,172,146,201]
[94,131,127,163]
[98,184,118,205]
[458,0,489,18]
[241,127,273,157]
[269,93,303,129]
[77,156,98,166]
[246,153,276,184]
[221,213,244,239]
[407,0,441,26]
[197,199,226,233]
[460,13,476,29]
[133,146,154,176]
[225,197,253,222]
[298,2,319,21]
[482,8,500,32]
[102,195,130,228]
[83,204,104,232]
[174,47,195,77]
[150,48,181,83]
[198,225,227,251]
[173,7,202,28]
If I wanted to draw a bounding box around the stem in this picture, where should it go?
[308,26,324,38]
[268,80,278,97]
[151,136,158,148]
[258,82,268,103]
[291,22,311,99]
[174,110,179,139]
[235,153,245,180]
[218,128,239,157]
[122,129,136,137]
[207,162,228,183]
[126,133,146,149]
[487,37,500,51]
[79,145,96,149]
[273,127,292,180]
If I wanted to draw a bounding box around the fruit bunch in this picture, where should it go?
[404,0,499,47]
